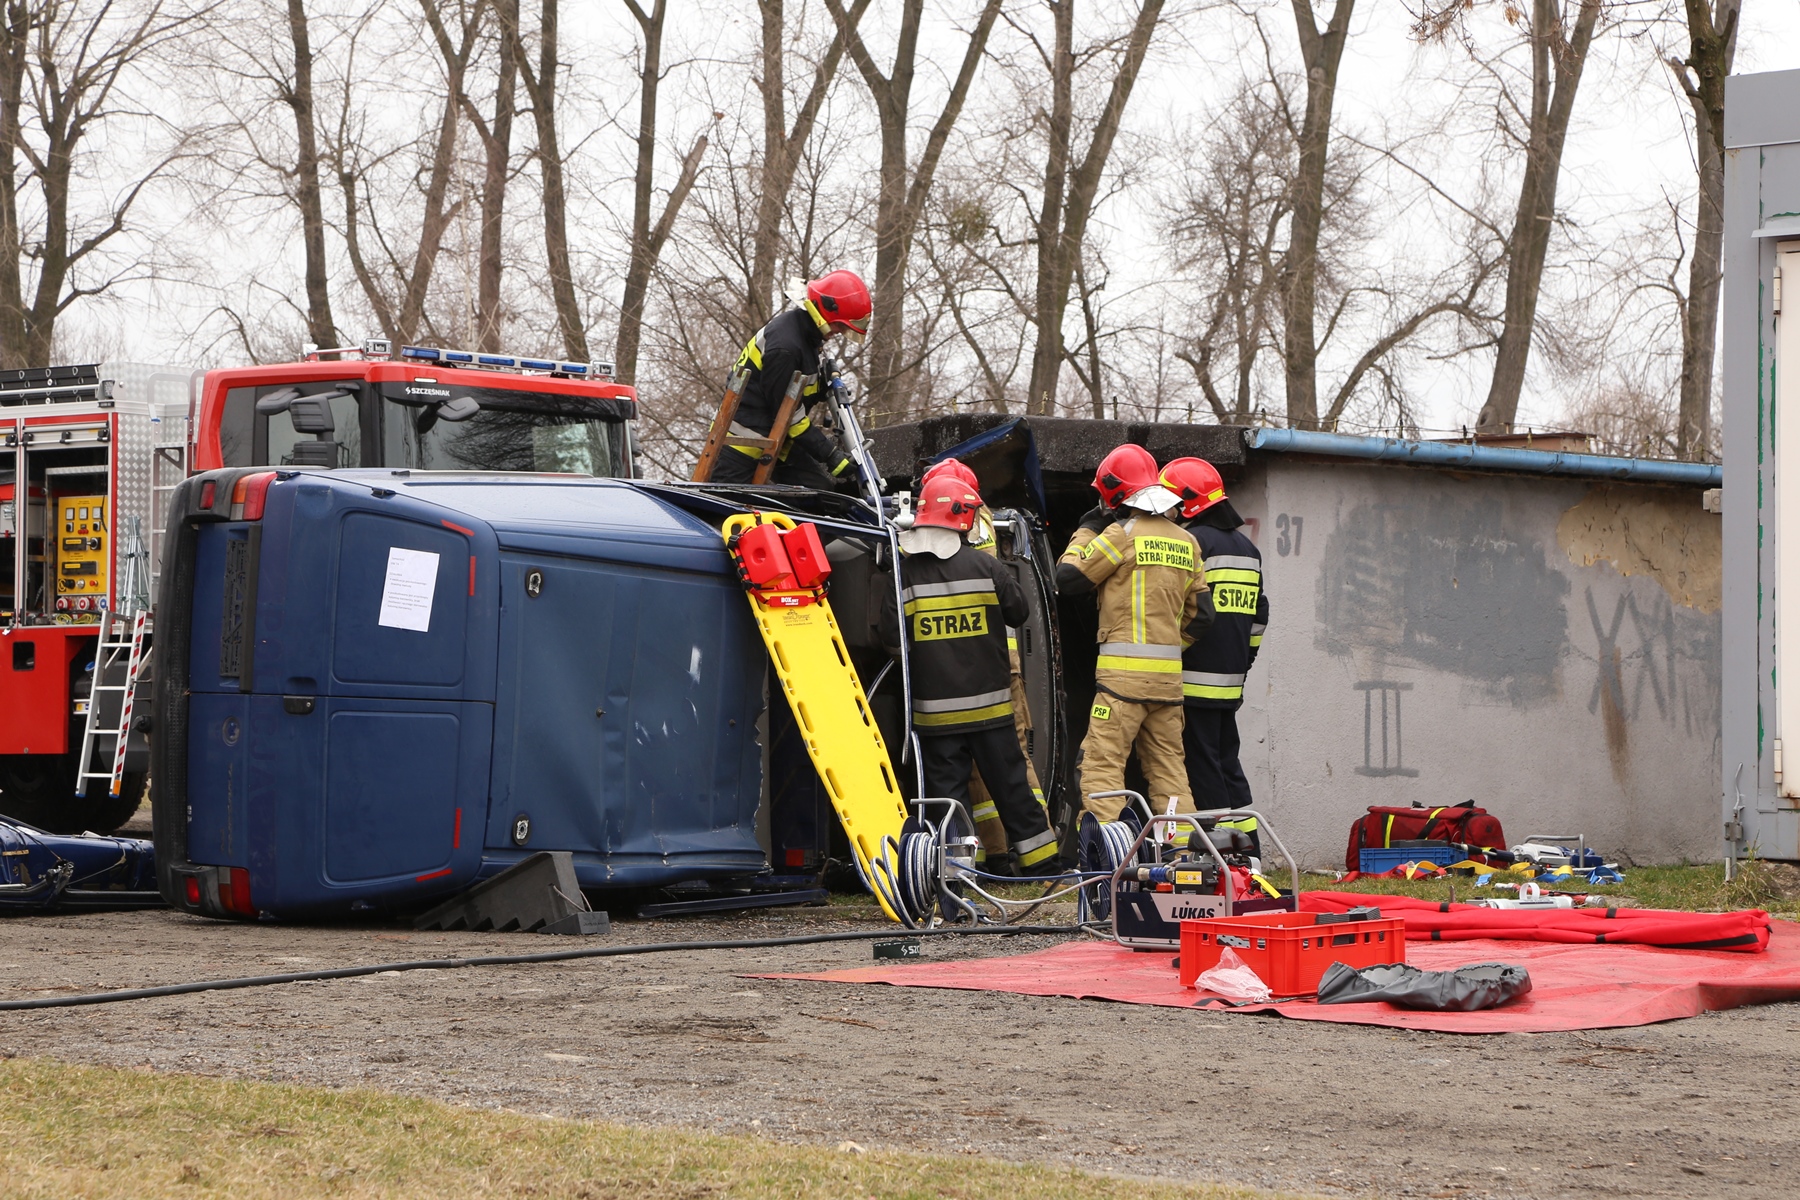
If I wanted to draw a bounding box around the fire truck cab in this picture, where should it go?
[1,342,636,833]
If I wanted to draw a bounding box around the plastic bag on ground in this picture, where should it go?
[1316,960,1532,1011]
[1194,947,1273,1003]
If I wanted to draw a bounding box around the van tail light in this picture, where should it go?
[183,876,201,905]
[220,866,255,916]
[230,472,278,520]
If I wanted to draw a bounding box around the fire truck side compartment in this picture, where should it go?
[160,469,765,918]
[0,626,88,755]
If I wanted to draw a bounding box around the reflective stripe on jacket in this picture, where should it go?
[1060,513,1207,705]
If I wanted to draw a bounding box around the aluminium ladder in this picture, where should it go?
[74,609,149,799]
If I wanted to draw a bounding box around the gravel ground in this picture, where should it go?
[1,900,1795,1199]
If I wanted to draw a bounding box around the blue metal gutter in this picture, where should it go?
[1243,427,1722,487]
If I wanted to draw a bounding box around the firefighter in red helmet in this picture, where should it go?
[709,270,871,487]
[1056,445,1213,822]
[879,480,1061,876]
[918,456,1049,871]
[1159,457,1268,844]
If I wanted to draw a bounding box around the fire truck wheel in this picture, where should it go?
[0,757,146,835]
[85,772,148,834]
[0,753,79,831]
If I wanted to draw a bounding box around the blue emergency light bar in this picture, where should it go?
[400,344,614,380]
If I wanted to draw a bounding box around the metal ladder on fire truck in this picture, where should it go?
[73,526,152,802]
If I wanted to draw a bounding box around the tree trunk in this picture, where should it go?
[0,6,28,367]
[1279,0,1354,430]
[1477,0,1602,434]
[285,0,337,352]
[616,2,707,385]
[1027,0,1163,417]
[518,0,587,360]
[474,0,519,351]
[617,129,708,382]
[616,0,665,384]
[826,0,1002,419]
[1674,0,1739,459]
[748,0,866,332]
[1025,0,1073,416]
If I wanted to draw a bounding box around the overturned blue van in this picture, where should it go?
[152,468,766,918]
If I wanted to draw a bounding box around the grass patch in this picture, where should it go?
[1303,861,1800,917]
[0,1057,1306,1200]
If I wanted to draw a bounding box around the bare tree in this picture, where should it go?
[1276,0,1354,429]
[1666,0,1738,459]
[614,0,710,385]
[1168,53,1501,433]
[1169,79,1294,424]
[463,0,517,351]
[1023,0,1166,417]
[1417,0,1605,433]
[914,182,1035,413]
[0,0,201,368]
[334,0,484,348]
[822,0,1004,414]
[283,0,337,350]
[516,0,585,359]
[745,0,866,331]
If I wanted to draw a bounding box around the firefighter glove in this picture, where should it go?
[1184,588,1218,639]
[1077,505,1113,534]
[1055,561,1095,596]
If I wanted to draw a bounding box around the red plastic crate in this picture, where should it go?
[1179,910,1406,996]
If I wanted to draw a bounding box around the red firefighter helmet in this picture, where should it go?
[1159,457,1227,518]
[921,457,979,492]
[806,270,872,339]
[915,484,982,533]
[1092,444,1159,509]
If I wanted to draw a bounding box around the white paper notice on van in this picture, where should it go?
[378,547,440,632]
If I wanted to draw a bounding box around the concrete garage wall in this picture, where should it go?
[1232,458,1721,869]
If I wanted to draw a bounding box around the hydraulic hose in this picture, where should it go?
[0,924,1074,1013]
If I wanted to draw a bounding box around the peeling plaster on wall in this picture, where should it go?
[1557,486,1722,613]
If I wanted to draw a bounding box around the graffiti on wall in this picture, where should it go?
[1315,497,1571,705]
[1582,585,1722,784]
[1354,681,1418,777]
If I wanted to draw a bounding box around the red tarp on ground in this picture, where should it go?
[1298,891,1774,951]
[764,919,1800,1033]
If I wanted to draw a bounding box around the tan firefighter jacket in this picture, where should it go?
[1060,513,1209,705]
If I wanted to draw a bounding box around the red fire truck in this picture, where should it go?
[0,340,636,832]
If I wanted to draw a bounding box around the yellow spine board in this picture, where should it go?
[722,513,908,922]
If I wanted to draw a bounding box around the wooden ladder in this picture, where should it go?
[691,370,806,484]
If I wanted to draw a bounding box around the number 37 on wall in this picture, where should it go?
[1273,513,1303,557]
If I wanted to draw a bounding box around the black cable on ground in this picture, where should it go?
[0,924,1075,1013]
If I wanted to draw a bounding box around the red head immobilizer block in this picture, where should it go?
[734,522,795,589]
[781,522,832,589]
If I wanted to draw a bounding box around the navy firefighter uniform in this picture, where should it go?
[1158,458,1270,815]
[878,486,1061,873]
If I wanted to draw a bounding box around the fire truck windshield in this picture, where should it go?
[382,389,628,476]
[217,380,631,476]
